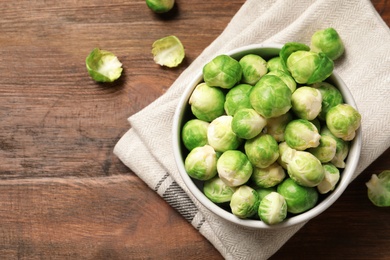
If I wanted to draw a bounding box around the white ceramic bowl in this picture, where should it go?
[172,43,362,229]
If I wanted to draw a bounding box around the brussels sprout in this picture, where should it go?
[146,0,175,13]
[310,117,322,132]
[245,134,279,169]
[267,70,297,93]
[251,162,286,188]
[317,163,340,194]
[189,83,225,122]
[239,54,268,85]
[224,84,253,116]
[249,74,292,118]
[277,141,290,170]
[86,48,123,82]
[286,50,334,84]
[311,82,343,120]
[310,28,345,60]
[151,35,185,67]
[203,54,242,89]
[184,145,217,181]
[284,119,321,150]
[277,178,319,214]
[256,187,277,201]
[321,126,350,168]
[291,86,322,120]
[281,149,325,187]
[279,42,310,71]
[181,119,209,151]
[230,185,260,218]
[217,150,253,187]
[231,108,267,139]
[258,192,287,225]
[203,177,237,203]
[207,115,241,152]
[326,104,361,141]
[308,135,337,163]
[366,170,390,207]
[265,112,293,142]
[267,56,289,73]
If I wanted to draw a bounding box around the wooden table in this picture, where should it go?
[0,1,388,259]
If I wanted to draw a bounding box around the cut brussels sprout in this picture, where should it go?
[239,54,268,85]
[245,134,279,169]
[284,119,321,150]
[230,185,260,218]
[311,82,343,120]
[184,145,217,181]
[86,48,123,82]
[326,104,361,141]
[146,0,175,13]
[308,135,337,163]
[217,150,253,187]
[321,126,350,168]
[231,108,267,139]
[310,28,345,60]
[258,192,287,225]
[317,163,340,194]
[207,115,241,152]
[267,70,297,93]
[181,119,209,151]
[203,177,237,203]
[203,54,242,89]
[291,86,322,120]
[366,170,390,207]
[152,35,185,68]
[251,162,286,188]
[224,84,253,116]
[189,83,225,122]
[265,112,293,142]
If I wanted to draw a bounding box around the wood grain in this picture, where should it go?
[0,0,388,259]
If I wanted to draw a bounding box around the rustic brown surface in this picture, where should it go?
[0,0,388,259]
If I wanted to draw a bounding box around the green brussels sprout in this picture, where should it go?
[258,192,287,225]
[267,70,297,93]
[286,50,334,84]
[366,170,390,207]
[181,119,209,151]
[224,84,253,116]
[207,115,242,152]
[279,42,310,71]
[281,149,325,187]
[244,134,279,169]
[255,187,277,201]
[308,135,337,163]
[189,83,225,122]
[249,74,292,118]
[251,162,286,188]
[146,0,175,13]
[321,126,350,168]
[203,177,237,203]
[265,112,293,142]
[231,108,267,139]
[230,185,260,218]
[317,163,340,194]
[203,54,242,89]
[291,86,323,120]
[184,145,218,181]
[267,56,289,73]
[277,141,290,170]
[310,28,345,60]
[86,48,123,82]
[277,178,319,214]
[239,54,268,85]
[284,119,321,150]
[311,82,343,120]
[326,104,361,141]
[151,35,185,68]
[217,150,253,187]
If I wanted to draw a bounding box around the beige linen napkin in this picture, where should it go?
[114,0,390,259]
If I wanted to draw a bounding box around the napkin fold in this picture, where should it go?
[114,0,390,259]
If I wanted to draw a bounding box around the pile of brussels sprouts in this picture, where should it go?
[181,28,361,225]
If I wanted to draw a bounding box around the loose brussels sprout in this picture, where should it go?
[217,150,253,187]
[146,0,175,13]
[277,141,290,170]
[267,56,289,73]
[152,35,185,67]
[258,192,287,225]
[326,104,361,141]
[277,178,319,214]
[207,115,241,152]
[230,185,260,218]
[286,50,334,84]
[308,135,337,163]
[224,84,253,116]
[366,170,390,207]
[86,48,123,83]
[181,119,209,151]
[310,28,345,60]
[244,134,279,169]
[203,177,237,203]
[291,86,323,120]
[284,119,321,150]
[317,163,340,194]
[267,70,297,93]
[239,54,268,85]
[184,145,217,181]
[249,74,292,118]
[321,126,350,168]
[311,82,343,120]
[251,162,286,188]
[281,149,325,187]
[231,108,267,139]
[189,83,225,122]
[203,55,242,89]
[265,112,293,142]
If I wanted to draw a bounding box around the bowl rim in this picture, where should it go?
[172,43,362,229]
